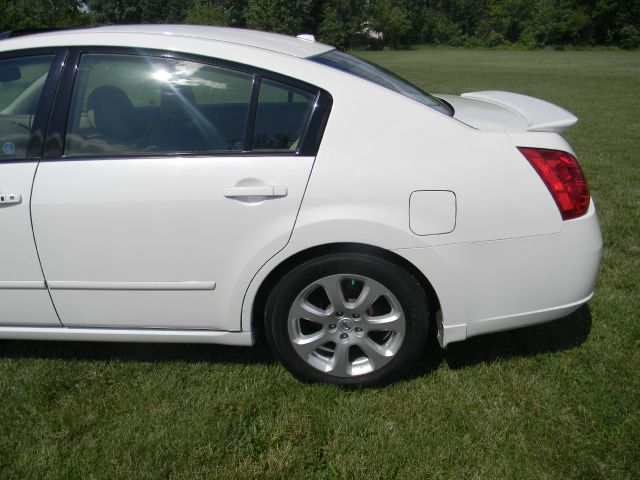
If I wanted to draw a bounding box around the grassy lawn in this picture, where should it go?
[1,48,638,479]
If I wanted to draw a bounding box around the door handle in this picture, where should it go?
[223,185,288,198]
[0,193,21,205]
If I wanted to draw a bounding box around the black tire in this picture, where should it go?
[264,253,430,386]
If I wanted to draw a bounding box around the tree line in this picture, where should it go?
[1,0,638,49]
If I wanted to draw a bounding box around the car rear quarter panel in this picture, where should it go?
[289,76,564,250]
[241,63,570,333]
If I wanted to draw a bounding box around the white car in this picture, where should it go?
[0,25,601,386]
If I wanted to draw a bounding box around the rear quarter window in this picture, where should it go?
[252,78,316,152]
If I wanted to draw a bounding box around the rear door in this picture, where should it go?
[31,48,329,330]
[0,49,64,326]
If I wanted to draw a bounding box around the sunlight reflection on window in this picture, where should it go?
[152,69,172,82]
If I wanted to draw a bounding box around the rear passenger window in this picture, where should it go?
[65,54,253,156]
[252,79,315,152]
[0,54,54,160]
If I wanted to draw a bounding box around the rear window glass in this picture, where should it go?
[65,53,253,156]
[311,50,452,116]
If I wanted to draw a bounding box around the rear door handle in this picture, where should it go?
[0,193,21,205]
[223,185,288,198]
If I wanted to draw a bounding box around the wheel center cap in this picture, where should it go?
[339,319,353,332]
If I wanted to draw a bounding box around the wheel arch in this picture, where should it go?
[249,242,441,340]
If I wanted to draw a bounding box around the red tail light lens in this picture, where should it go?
[518,147,590,220]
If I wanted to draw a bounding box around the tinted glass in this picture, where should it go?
[312,50,452,116]
[252,78,315,152]
[0,54,54,160]
[65,54,253,156]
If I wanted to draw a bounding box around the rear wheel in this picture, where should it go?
[265,253,430,386]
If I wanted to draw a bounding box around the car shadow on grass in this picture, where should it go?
[410,304,593,378]
[0,335,277,365]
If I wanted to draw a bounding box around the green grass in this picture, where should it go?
[1,49,639,479]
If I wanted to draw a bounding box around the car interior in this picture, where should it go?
[66,80,314,157]
[0,69,49,159]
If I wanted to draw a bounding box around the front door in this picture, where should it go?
[0,51,62,326]
[31,50,325,330]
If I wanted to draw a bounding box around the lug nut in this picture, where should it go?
[334,311,343,317]
[328,324,336,330]
[352,313,360,319]
[355,327,363,332]
[340,333,348,339]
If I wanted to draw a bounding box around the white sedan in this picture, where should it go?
[0,25,602,385]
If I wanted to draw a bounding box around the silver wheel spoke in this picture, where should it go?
[360,337,393,370]
[289,299,330,325]
[292,331,328,357]
[352,282,386,311]
[330,342,350,376]
[366,312,405,333]
[318,276,346,312]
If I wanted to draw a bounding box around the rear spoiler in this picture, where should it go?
[461,91,578,133]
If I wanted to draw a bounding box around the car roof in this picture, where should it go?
[3,25,335,59]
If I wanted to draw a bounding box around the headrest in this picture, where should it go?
[87,85,139,141]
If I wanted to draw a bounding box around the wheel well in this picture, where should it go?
[251,243,441,339]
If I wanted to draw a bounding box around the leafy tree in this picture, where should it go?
[589,0,630,44]
[520,0,565,46]
[317,0,366,49]
[1,0,639,48]
[480,0,532,44]
[0,0,87,31]
[369,0,412,49]
[562,5,593,45]
[185,1,229,25]
[141,0,191,23]
[245,0,314,35]
[214,0,250,26]
[619,24,640,49]
[418,7,464,45]
[86,0,143,24]
[431,0,489,39]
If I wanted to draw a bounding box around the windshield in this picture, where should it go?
[311,50,452,116]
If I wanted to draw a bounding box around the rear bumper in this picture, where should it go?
[395,201,602,347]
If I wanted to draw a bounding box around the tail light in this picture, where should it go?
[518,147,590,220]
